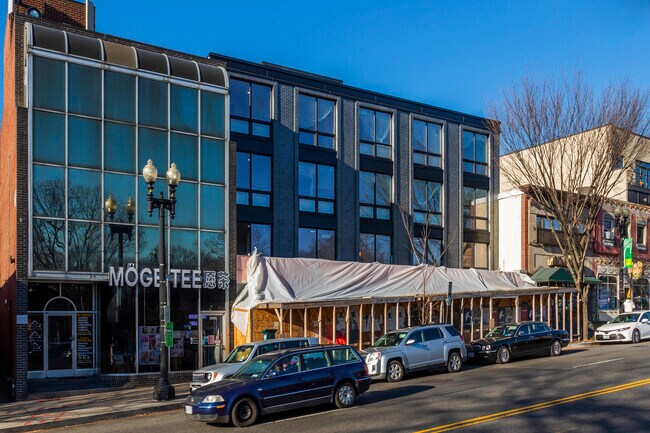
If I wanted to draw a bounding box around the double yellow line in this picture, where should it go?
[414,378,650,433]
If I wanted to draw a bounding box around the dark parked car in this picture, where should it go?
[466,321,570,364]
[184,345,371,427]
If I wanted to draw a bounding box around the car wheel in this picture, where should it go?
[334,382,357,409]
[231,398,259,427]
[550,339,562,357]
[632,329,641,344]
[447,351,462,373]
[387,360,404,382]
[496,346,511,364]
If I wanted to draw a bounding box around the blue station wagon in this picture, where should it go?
[184,345,371,427]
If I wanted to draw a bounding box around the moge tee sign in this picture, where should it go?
[108,266,220,289]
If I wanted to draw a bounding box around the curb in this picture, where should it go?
[2,400,184,433]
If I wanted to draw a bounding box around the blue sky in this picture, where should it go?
[1,0,649,118]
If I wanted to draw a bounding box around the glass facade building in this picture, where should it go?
[23,23,231,380]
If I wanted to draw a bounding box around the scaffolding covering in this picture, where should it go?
[231,253,541,336]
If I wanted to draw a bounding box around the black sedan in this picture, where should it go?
[184,345,371,427]
[467,321,570,364]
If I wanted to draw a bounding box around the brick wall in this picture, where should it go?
[15,0,87,29]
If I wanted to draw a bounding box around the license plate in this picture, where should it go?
[185,405,193,415]
[468,352,475,358]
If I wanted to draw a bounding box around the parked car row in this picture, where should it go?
[183,319,580,427]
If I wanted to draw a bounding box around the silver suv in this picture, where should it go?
[362,324,467,382]
[190,337,315,391]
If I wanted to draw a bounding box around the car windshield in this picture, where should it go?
[224,345,254,363]
[486,325,519,338]
[373,332,408,347]
[232,358,273,380]
[611,314,640,323]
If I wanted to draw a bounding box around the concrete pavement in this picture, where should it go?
[0,383,190,432]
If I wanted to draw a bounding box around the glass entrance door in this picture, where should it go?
[200,313,224,367]
[46,313,75,377]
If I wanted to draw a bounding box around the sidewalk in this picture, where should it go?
[0,383,190,432]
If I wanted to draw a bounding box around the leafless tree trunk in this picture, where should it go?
[489,72,649,340]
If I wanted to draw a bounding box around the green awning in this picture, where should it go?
[531,267,600,285]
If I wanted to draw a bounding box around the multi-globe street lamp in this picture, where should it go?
[614,206,630,314]
[142,159,181,401]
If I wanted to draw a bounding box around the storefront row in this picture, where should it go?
[27,282,226,380]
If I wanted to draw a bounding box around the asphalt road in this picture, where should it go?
[36,343,650,433]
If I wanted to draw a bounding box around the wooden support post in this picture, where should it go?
[289,308,293,338]
[562,293,566,332]
[540,294,545,323]
[304,308,308,338]
[555,293,559,329]
[408,302,412,326]
[396,303,400,329]
[332,306,336,343]
[576,293,581,341]
[371,304,375,343]
[470,297,474,340]
[547,294,552,325]
[489,297,493,329]
[248,310,253,343]
[359,304,363,350]
[478,296,483,338]
[439,301,444,323]
[515,296,520,322]
[384,303,388,335]
[346,305,350,345]
[569,293,574,342]
[318,307,323,344]
[460,299,464,335]
[450,299,454,327]
[532,294,536,321]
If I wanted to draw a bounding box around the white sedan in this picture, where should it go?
[595,311,650,344]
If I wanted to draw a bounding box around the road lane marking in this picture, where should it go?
[413,378,650,433]
[572,358,624,368]
[264,407,356,424]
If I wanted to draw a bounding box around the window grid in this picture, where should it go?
[462,130,488,175]
[298,162,335,215]
[30,55,227,275]
[359,233,392,264]
[463,187,488,231]
[236,152,272,208]
[359,171,392,220]
[298,227,336,260]
[598,275,618,311]
[230,78,272,138]
[298,94,335,149]
[412,119,442,168]
[413,179,442,226]
[359,108,392,159]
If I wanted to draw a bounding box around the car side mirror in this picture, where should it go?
[518,331,525,336]
[266,370,278,378]
[607,321,611,324]
[405,338,416,345]
[642,318,649,324]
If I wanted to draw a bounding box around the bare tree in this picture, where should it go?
[399,180,452,325]
[489,72,649,340]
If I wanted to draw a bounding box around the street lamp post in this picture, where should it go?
[142,159,181,401]
[614,206,630,314]
[104,194,136,266]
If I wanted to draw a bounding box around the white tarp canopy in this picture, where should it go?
[231,253,542,336]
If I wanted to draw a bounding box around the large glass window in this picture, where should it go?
[598,275,618,311]
[413,180,442,226]
[462,131,488,175]
[230,79,271,137]
[201,231,225,271]
[413,237,442,266]
[462,242,488,269]
[68,222,102,271]
[603,213,615,246]
[298,162,335,214]
[236,152,271,207]
[33,111,65,164]
[463,187,488,230]
[68,116,101,169]
[412,120,441,167]
[100,285,136,373]
[33,57,64,111]
[170,229,198,269]
[138,77,168,128]
[359,233,391,263]
[237,222,271,256]
[68,169,101,221]
[201,91,226,138]
[299,95,335,149]
[170,133,198,181]
[359,171,391,220]
[200,185,225,231]
[635,161,650,187]
[33,164,65,218]
[201,138,225,184]
[68,63,101,117]
[298,228,335,259]
[171,85,198,133]
[33,219,65,271]
[359,108,391,159]
[104,122,135,173]
[170,182,198,228]
[104,71,135,123]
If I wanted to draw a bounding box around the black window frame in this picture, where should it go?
[359,171,392,221]
[236,152,272,208]
[358,232,392,264]
[236,222,272,256]
[298,227,336,260]
[462,130,489,175]
[298,94,336,149]
[413,179,442,226]
[298,161,335,215]
[359,107,392,159]
[413,237,443,266]
[462,242,489,270]
[463,186,489,231]
[635,160,650,188]
[412,119,442,168]
[230,78,272,138]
